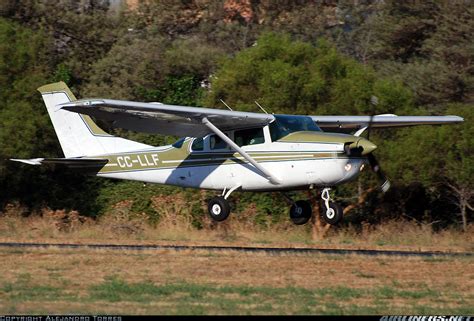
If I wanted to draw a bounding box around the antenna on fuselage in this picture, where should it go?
[219,99,233,111]
[254,101,269,114]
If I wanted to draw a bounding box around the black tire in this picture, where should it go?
[321,201,343,225]
[207,196,231,222]
[289,200,312,225]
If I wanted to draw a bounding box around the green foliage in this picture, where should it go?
[0,18,57,204]
[353,2,473,106]
[377,104,472,228]
[134,74,202,106]
[206,33,414,116]
[162,74,202,106]
[382,104,473,188]
[82,36,223,144]
[81,36,168,100]
[53,63,73,85]
[11,0,124,84]
[0,18,110,215]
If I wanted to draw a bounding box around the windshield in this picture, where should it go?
[172,137,186,148]
[269,115,321,141]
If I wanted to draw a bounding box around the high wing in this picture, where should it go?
[59,99,463,136]
[311,114,464,130]
[59,99,274,137]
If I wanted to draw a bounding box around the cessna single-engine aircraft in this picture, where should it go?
[12,82,464,225]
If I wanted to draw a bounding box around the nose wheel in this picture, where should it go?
[285,189,344,226]
[320,188,343,225]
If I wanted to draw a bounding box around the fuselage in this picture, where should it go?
[93,123,368,192]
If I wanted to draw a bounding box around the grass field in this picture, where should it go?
[0,247,473,315]
[1,208,473,314]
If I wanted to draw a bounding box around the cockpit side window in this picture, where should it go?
[234,128,264,147]
[191,137,204,151]
[269,115,321,141]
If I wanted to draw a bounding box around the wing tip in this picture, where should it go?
[450,115,464,123]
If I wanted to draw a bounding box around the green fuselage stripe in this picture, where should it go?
[96,150,351,174]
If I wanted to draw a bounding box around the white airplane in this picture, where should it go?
[12,82,463,225]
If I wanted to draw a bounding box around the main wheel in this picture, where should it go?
[321,201,343,225]
[207,196,231,222]
[289,200,312,225]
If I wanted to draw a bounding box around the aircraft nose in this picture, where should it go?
[357,137,377,155]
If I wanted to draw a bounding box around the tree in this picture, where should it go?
[381,104,472,230]
[348,1,473,107]
[10,0,125,86]
[81,35,224,146]
[205,32,414,116]
[440,105,473,231]
[0,18,54,168]
[0,18,105,214]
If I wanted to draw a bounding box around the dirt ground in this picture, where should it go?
[0,247,472,315]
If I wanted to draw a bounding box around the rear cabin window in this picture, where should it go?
[210,135,229,150]
[234,128,264,147]
[191,137,204,151]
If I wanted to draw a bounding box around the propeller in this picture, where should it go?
[366,95,391,193]
[367,95,378,140]
[342,96,391,192]
[367,150,391,193]
[343,138,391,193]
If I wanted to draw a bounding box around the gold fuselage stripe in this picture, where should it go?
[96,147,343,174]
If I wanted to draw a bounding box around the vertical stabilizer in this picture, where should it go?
[38,82,151,157]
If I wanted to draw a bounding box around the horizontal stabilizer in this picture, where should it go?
[11,158,108,168]
[10,158,44,165]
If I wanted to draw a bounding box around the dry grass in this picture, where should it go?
[0,247,472,314]
[1,203,472,314]
[0,202,472,253]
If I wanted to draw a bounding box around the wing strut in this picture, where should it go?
[202,117,281,185]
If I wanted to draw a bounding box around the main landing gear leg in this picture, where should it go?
[282,193,312,225]
[320,188,343,225]
[207,185,240,222]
